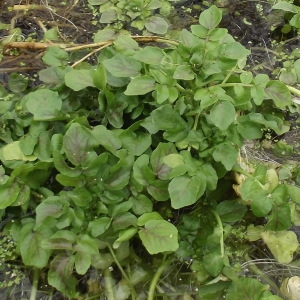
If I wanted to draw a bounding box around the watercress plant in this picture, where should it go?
[1,5,300,299]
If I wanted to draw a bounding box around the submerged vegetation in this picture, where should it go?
[0,0,300,299]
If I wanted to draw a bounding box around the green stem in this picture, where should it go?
[188,113,200,152]
[221,64,238,84]
[29,268,39,300]
[175,83,194,95]
[212,210,224,258]
[232,163,253,178]
[148,256,172,300]
[104,268,116,300]
[219,83,254,88]
[107,244,137,299]
[287,85,300,97]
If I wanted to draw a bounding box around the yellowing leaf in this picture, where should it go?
[261,230,298,264]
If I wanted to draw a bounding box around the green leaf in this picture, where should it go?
[210,101,235,131]
[220,42,250,59]
[0,178,20,209]
[145,16,169,34]
[194,86,226,109]
[120,130,152,156]
[195,164,217,191]
[287,184,300,203]
[132,154,155,186]
[66,188,92,207]
[25,89,62,121]
[8,73,28,93]
[198,281,230,299]
[48,254,77,298]
[138,219,178,254]
[237,121,263,139]
[266,204,291,231]
[94,28,116,42]
[265,80,292,108]
[63,123,94,166]
[65,69,96,91]
[169,176,205,209]
[100,8,117,23]
[112,212,137,231]
[2,141,36,161]
[212,142,238,171]
[113,35,139,55]
[92,64,107,90]
[133,46,164,64]
[216,200,247,223]
[261,231,298,264]
[147,180,170,201]
[75,251,91,275]
[20,223,53,268]
[173,65,194,80]
[92,125,122,153]
[39,66,68,84]
[203,251,224,276]
[124,76,156,95]
[155,84,169,104]
[34,131,52,161]
[151,104,187,133]
[41,230,76,250]
[113,227,138,249]
[162,153,185,168]
[226,277,269,300]
[272,2,298,13]
[42,46,69,67]
[137,212,163,226]
[74,235,99,273]
[199,5,222,30]
[88,217,111,237]
[150,142,177,180]
[290,13,300,28]
[104,158,132,190]
[102,53,141,77]
[53,150,82,177]
[35,197,64,227]
[130,195,153,215]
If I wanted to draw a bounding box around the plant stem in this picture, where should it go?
[287,85,300,97]
[104,268,116,300]
[221,64,238,84]
[29,268,39,300]
[107,244,137,299]
[188,113,200,152]
[212,210,224,258]
[232,163,253,178]
[147,255,172,300]
[219,83,254,88]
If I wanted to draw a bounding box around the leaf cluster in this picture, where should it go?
[88,0,173,34]
[0,5,300,299]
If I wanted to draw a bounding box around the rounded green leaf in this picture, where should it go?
[216,200,247,223]
[138,219,178,254]
[265,80,292,108]
[25,89,62,121]
[169,175,205,209]
[65,69,96,91]
[124,76,156,95]
[199,5,222,30]
[210,101,236,131]
[145,16,169,34]
[102,53,141,77]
